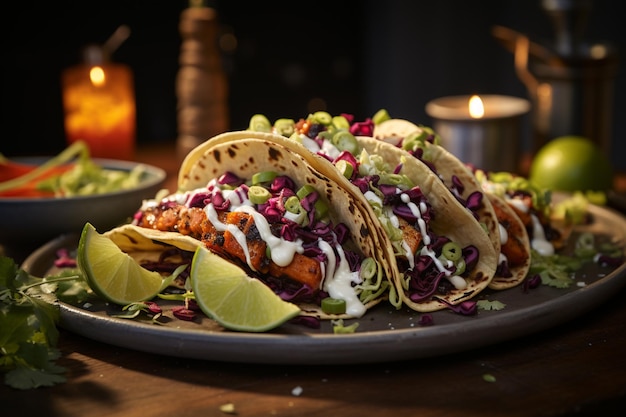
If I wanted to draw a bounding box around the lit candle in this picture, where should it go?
[61,47,136,160]
[425,94,530,173]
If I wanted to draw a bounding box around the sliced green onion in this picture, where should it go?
[419,125,442,145]
[288,132,303,144]
[332,319,359,333]
[296,184,316,200]
[251,170,278,185]
[442,242,462,262]
[379,173,407,186]
[335,159,354,179]
[332,131,359,154]
[248,114,271,132]
[401,130,429,151]
[372,108,390,125]
[574,231,596,258]
[296,184,328,220]
[332,115,350,130]
[317,130,334,142]
[248,185,271,204]
[285,195,302,214]
[314,199,329,220]
[274,118,295,137]
[454,258,466,275]
[321,297,346,315]
[312,111,332,125]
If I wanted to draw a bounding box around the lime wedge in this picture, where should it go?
[77,223,166,305]
[190,246,300,332]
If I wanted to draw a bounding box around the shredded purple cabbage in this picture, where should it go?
[54,248,77,268]
[522,273,542,292]
[418,314,434,326]
[172,306,196,321]
[349,118,374,136]
[496,259,513,278]
[451,175,465,195]
[596,254,624,267]
[144,301,162,315]
[218,171,243,186]
[187,191,212,208]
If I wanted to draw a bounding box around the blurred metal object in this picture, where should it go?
[494,0,619,156]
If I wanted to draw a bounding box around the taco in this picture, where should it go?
[346,136,498,311]
[372,118,502,257]
[370,118,533,289]
[475,169,572,257]
[127,136,391,319]
[243,114,499,312]
[485,193,532,289]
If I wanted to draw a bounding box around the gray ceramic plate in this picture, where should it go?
[21,204,626,365]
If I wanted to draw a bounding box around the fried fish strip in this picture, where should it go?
[491,202,527,266]
[136,205,323,289]
[397,217,422,259]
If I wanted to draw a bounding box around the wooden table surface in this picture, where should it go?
[2,142,625,417]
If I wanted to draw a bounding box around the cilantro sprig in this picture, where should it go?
[0,256,87,389]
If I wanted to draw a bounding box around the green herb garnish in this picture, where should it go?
[0,256,87,389]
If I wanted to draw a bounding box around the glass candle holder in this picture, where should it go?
[426,94,530,173]
[61,48,136,160]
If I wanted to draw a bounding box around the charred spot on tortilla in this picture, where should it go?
[347,200,357,215]
[484,216,498,234]
[444,289,478,304]
[323,188,332,202]
[472,270,490,283]
[225,143,242,159]
[308,166,327,181]
[211,149,221,164]
[267,146,283,162]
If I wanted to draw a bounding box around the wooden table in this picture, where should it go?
[2,142,625,417]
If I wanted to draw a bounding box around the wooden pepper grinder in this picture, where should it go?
[176,0,229,160]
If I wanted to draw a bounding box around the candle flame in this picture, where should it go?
[89,66,106,87]
[469,95,484,119]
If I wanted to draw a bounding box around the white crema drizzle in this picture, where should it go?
[318,239,366,317]
[530,214,554,256]
[505,196,554,256]
[192,179,365,316]
[401,192,467,290]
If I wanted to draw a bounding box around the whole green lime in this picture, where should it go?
[529,136,613,192]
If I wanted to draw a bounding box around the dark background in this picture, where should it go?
[3,0,624,169]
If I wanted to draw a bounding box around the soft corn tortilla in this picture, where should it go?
[126,136,392,319]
